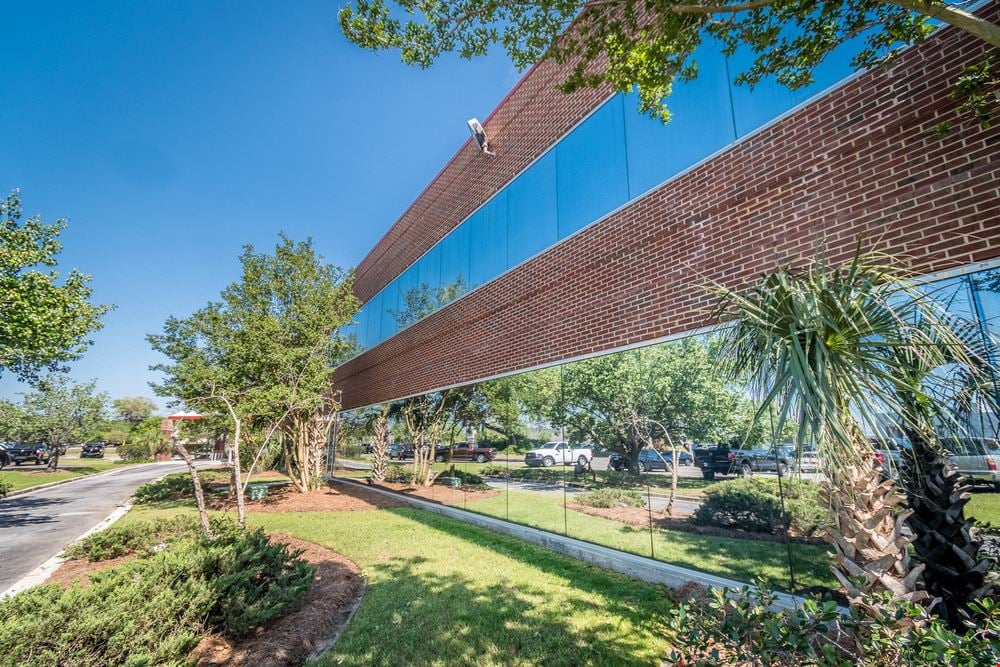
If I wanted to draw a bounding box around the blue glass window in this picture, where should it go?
[468,190,508,289]
[418,244,442,299]
[507,150,558,268]
[727,29,871,137]
[624,42,736,198]
[438,220,471,303]
[365,292,382,348]
[556,95,629,238]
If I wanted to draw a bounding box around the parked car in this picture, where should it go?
[869,436,911,480]
[80,442,106,458]
[4,443,49,466]
[434,444,496,463]
[608,448,689,473]
[943,437,1000,491]
[693,445,794,479]
[796,449,820,473]
[0,444,11,470]
[387,444,415,460]
[524,441,593,467]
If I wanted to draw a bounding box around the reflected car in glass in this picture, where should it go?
[942,437,1000,490]
[607,448,691,473]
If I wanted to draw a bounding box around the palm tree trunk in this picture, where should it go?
[902,426,997,629]
[825,453,925,613]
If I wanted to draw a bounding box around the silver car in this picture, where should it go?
[942,438,1000,491]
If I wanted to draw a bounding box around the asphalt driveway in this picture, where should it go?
[0,461,207,593]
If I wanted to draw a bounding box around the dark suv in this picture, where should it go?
[81,442,106,458]
[4,443,49,466]
[608,449,692,473]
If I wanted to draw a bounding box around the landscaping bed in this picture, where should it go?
[368,480,498,504]
[49,530,364,667]
[208,483,408,513]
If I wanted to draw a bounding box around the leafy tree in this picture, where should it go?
[523,337,746,475]
[16,375,108,470]
[117,417,165,461]
[113,396,157,424]
[340,0,1000,125]
[1,189,112,384]
[389,390,463,485]
[148,235,358,496]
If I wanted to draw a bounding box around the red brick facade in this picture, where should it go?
[337,5,1000,410]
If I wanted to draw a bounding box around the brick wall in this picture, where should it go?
[336,4,1000,409]
[353,58,612,303]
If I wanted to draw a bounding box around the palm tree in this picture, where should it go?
[711,245,954,611]
[889,315,999,628]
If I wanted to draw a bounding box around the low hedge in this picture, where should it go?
[435,469,488,490]
[0,523,314,666]
[133,470,231,504]
[479,465,564,482]
[691,477,830,536]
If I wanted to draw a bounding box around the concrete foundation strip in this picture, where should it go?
[330,477,817,611]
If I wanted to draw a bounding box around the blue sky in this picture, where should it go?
[2,1,519,408]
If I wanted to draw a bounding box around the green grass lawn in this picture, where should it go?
[968,491,1000,527]
[261,509,676,666]
[122,502,676,665]
[462,489,833,592]
[0,459,134,492]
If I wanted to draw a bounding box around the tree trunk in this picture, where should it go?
[175,440,213,537]
[370,410,389,482]
[902,426,997,629]
[230,420,246,529]
[46,444,61,472]
[667,449,679,517]
[825,455,924,615]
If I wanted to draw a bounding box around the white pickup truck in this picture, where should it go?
[523,441,593,468]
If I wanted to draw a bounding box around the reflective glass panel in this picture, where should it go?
[624,41,736,198]
[556,95,629,238]
[506,150,558,268]
[438,218,471,304]
[468,190,509,289]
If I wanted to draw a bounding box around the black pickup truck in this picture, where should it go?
[4,443,49,466]
[694,445,794,480]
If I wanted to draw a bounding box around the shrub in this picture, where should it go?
[0,480,11,498]
[434,469,488,490]
[692,477,830,536]
[0,527,314,666]
[480,464,507,477]
[666,583,1000,666]
[577,488,645,509]
[133,470,230,504]
[63,516,215,561]
[382,464,412,484]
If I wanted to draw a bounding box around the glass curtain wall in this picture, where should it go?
[343,33,880,355]
[333,264,1000,596]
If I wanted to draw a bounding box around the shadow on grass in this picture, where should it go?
[323,542,671,666]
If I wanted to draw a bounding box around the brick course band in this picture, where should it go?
[336,4,1000,410]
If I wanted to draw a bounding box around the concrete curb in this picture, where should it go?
[331,477,808,610]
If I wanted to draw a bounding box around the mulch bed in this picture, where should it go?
[208,483,407,513]
[366,480,498,505]
[567,502,826,545]
[190,534,365,667]
[49,534,366,667]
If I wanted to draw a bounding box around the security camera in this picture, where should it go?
[467,118,496,157]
